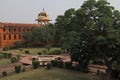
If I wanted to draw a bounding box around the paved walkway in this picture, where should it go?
[0,53,107,76]
[0,63,22,76]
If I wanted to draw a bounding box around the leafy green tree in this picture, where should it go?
[54,8,75,46]
[14,41,23,48]
[22,32,33,47]
[55,0,120,79]
[23,24,55,46]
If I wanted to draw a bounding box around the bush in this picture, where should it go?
[57,61,64,68]
[112,69,120,79]
[25,50,29,54]
[46,63,52,70]
[75,65,81,71]
[37,52,42,55]
[22,67,26,72]
[15,65,21,73]
[2,71,7,77]
[3,47,8,51]
[1,53,12,58]
[42,49,47,55]
[45,45,51,51]
[14,41,23,48]
[11,57,18,63]
[19,48,23,51]
[16,54,21,60]
[80,66,89,73]
[0,54,4,60]
[65,62,72,69]
[53,50,62,55]
[8,46,17,50]
[51,60,58,67]
[32,60,40,69]
[49,50,62,55]
[7,53,12,58]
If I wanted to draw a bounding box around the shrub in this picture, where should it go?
[11,57,18,63]
[15,65,21,73]
[3,47,8,51]
[16,54,21,60]
[19,48,23,51]
[14,41,23,48]
[0,54,4,60]
[65,62,72,69]
[22,67,26,72]
[79,66,89,73]
[2,53,12,58]
[75,65,81,71]
[42,49,47,55]
[25,50,29,54]
[49,50,62,55]
[8,46,16,50]
[46,63,52,70]
[51,60,58,67]
[57,61,64,68]
[45,45,51,51]
[2,71,7,77]
[7,53,12,58]
[37,52,42,55]
[1,53,6,58]
[32,60,40,69]
[112,69,120,79]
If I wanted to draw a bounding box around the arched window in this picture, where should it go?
[3,28,6,32]
[19,28,21,32]
[19,34,21,39]
[14,35,16,39]
[9,28,11,32]
[14,28,16,32]
[9,35,11,40]
[3,35,6,40]
[27,29,29,31]
[23,28,25,32]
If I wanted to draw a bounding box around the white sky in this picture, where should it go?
[0,0,120,23]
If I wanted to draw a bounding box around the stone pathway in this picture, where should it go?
[0,63,22,76]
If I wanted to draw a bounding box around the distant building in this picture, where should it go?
[0,9,51,48]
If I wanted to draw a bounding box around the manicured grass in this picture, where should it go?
[0,68,100,80]
[0,59,11,66]
[3,47,61,55]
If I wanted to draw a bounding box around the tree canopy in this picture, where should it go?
[55,0,120,79]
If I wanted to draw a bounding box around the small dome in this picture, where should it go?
[37,9,51,21]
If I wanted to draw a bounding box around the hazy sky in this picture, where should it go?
[0,0,120,23]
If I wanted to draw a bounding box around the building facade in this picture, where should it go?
[0,9,51,48]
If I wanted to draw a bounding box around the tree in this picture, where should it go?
[14,41,23,48]
[22,32,33,47]
[55,0,120,79]
[54,8,75,46]
[22,24,55,46]
[61,31,80,51]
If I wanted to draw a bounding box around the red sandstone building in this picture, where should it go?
[0,9,51,48]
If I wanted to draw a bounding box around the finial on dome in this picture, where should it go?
[43,8,45,11]
[35,9,51,25]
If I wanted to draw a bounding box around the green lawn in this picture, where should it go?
[2,47,61,55]
[0,68,100,80]
[0,59,11,66]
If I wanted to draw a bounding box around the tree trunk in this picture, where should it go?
[106,64,113,80]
